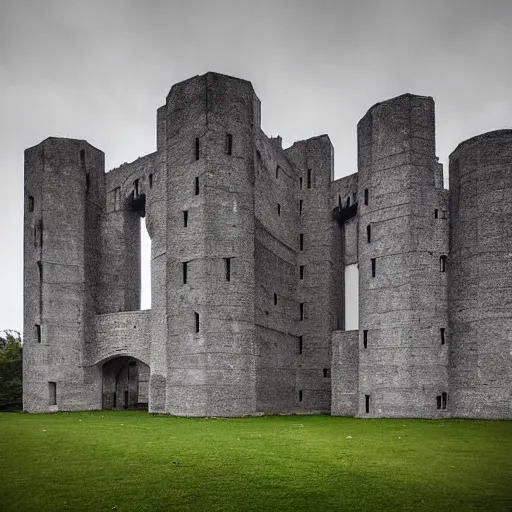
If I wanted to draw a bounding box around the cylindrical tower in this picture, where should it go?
[448,130,512,419]
[357,94,449,417]
[23,137,105,411]
[165,73,259,416]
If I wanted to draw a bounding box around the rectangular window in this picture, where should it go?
[277,204,281,216]
[225,258,231,281]
[299,177,303,189]
[338,195,342,208]
[37,260,42,280]
[298,336,303,355]
[371,258,376,277]
[364,188,369,206]
[80,149,85,167]
[86,174,90,194]
[195,177,200,195]
[195,138,200,160]
[299,265,304,280]
[133,179,139,198]
[367,224,371,243]
[226,133,233,155]
[149,174,153,188]
[49,382,56,405]
[28,196,34,212]
[440,328,446,345]
[323,368,331,378]
[273,292,278,305]
[299,234,304,251]
[300,303,304,321]
[182,262,188,284]
[441,392,447,410]
[299,200,303,216]
[183,210,188,227]
[113,187,121,211]
[299,390,303,402]
[436,396,442,409]
[307,169,312,189]
[346,197,351,208]
[276,166,280,179]
[195,312,200,333]
[363,330,368,349]
[36,324,41,343]
[365,394,370,414]
[434,208,438,219]
[440,256,447,272]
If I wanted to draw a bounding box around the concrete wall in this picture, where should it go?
[331,330,359,415]
[448,130,512,419]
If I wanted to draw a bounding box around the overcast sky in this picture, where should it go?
[1,0,512,334]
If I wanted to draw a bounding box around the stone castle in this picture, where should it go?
[23,72,512,418]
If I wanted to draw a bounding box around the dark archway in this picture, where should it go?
[102,357,149,410]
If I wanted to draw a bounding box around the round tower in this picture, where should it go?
[357,94,449,417]
[448,130,512,419]
[164,73,259,416]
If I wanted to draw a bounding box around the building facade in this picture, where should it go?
[23,72,512,418]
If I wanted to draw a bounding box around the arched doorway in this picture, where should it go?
[102,357,149,410]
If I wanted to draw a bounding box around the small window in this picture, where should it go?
[28,196,34,212]
[371,258,376,277]
[299,390,303,402]
[346,197,351,208]
[149,174,153,188]
[113,188,121,211]
[365,394,370,414]
[364,188,369,206]
[183,210,188,227]
[195,138,200,160]
[299,177,303,189]
[182,262,188,284]
[36,324,41,343]
[195,177,200,195]
[225,258,231,281]
[440,255,447,272]
[195,312,200,333]
[298,336,303,355]
[299,265,304,280]
[80,149,85,167]
[226,133,233,155]
[434,209,438,219]
[49,382,57,405]
[86,174,90,194]
[367,225,371,243]
[300,303,304,321]
[276,166,280,179]
[274,293,278,305]
[37,260,42,280]
[133,179,139,198]
[338,195,342,208]
[299,200,303,216]
[440,328,446,345]
[363,330,368,349]
[441,392,447,410]
[299,234,304,251]
[277,204,281,216]
[307,169,312,189]
[436,396,442,409]
[323,368,331,378]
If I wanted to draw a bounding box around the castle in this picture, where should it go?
[23,72,512,419]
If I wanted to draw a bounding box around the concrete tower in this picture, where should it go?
[23,138,105,411]
[448,130,512,418]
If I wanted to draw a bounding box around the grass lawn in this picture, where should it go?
[1,412,511,512]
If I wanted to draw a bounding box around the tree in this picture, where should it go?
[0,330,22,410]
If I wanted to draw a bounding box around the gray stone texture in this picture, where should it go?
[23,73,511,419]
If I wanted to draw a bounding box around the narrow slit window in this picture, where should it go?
[367,225,371,243]
[225,258,231,281]
[441,392,447,409]
[299,177,303,189]
[440,328,446,345]
[133,179,139,198]
[183,210,188,227]
[80,149,85,167]
[307,169,312,189]
[195,138,200,160]
[300,303,304,321]
[48,382,56,405]
[37,260,42,280]
[277,204,281,216]
[226,133,233,155]
[182,262,188,284]
[195,177,200,195]
[36,324,41,343]
[113,187,121,211]
[434,208,438,218]
[346,197,351,208]
[276,166,280,179]
[436,395,442,409]
[323,368,331,378]
[364,188,369,206]
[300,265,304,280]
[28,196,34,212]
[365,394,370,414]
[299,200,303,216]
[195,312,200,333]
[299,234,304,251]
[363,330,368,349]
[440,255,447,272]
[299,390,303,402]
[371,258,376,277]
[86,174,90,194]
[298,336,303,355]
[149,174,153,188]
[338,195,342,208]
[273,293,278,305]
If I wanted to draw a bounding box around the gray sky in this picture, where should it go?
[2,0,512,334]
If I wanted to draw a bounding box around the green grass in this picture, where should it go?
[1,412,511,511]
